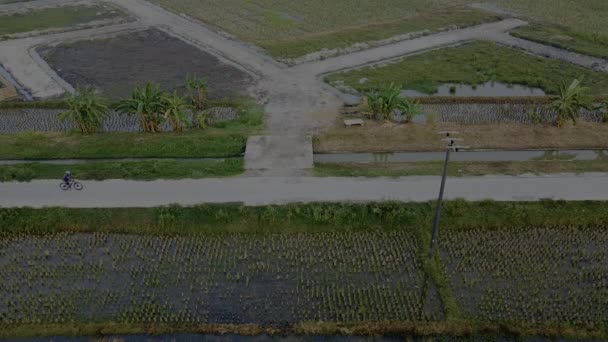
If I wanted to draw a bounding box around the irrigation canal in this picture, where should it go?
[1,150,606,165]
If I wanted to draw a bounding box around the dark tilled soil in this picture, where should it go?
[40,29,253,100]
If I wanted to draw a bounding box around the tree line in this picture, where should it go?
[60,77,210,134]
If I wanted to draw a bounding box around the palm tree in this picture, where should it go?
[163,91,192,132]
[367,83,421,122]
[117,82,166,133]
[186,76,208,111]
[59,86,108,134]
[551,78,592,127]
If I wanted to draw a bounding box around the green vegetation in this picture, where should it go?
[186,76,209,111]
[148,0,608,60]
[511,23,608,59]
[441,225,608,327]
[117,82,174,133]
[0,159,243,182]
[0,5,125,36]
[260,8,499,59]
[314,158,608,177]
[494,0,608,41]
[551,79,593,127]
[1,201,607,237]
[148,0,498,59]
[366,83,421,121]
[163,91,192,132]
[0,130,246,159]
[326,41,608,95]
[60,87,109,134]
[1,201,608,339]
[0,96,262,159]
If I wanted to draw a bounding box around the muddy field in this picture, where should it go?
[39,29,253,100]
[440,226,608,326]
[0,231,443,325]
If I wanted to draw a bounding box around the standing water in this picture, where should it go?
[400,82,546,97]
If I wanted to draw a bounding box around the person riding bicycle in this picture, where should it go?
[63,171,72,185]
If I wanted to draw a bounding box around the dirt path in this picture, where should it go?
[1,174,607,207]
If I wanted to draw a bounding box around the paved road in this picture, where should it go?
[1,174,607,208]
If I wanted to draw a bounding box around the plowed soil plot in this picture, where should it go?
[440,226,608,326]
[40,29,252,100]
[0,232,443,325]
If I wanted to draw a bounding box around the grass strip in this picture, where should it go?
[2,201,608,236]
[0,131,246,159]
[511,23,608,60]
[0,5,124,36]
[1,319,606,339]
[0,159,243,182]
[314,122,608,153]
[325,41,608,95]
[314,159,608,177]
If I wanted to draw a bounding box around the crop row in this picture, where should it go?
[423,103,604,125]
[0,231,443,325]
[0,107,239,134]
[440,226,608,326]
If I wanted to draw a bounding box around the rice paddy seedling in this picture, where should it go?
[440,226,608,327]
[0,231,443,326]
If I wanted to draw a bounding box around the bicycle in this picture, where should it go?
[59,180,83,191]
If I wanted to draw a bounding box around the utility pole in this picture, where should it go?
[428,131,467,259]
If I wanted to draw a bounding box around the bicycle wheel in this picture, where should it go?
[59,182,70,191]
[73,182,84,191]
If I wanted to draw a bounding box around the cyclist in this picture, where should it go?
[63,171,72,185]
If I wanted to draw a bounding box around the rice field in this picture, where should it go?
[2,202,608,338]
[490,0,608,37]
[0,4,127,36]
[440,226,608,326]
[147,0,498,59]
[325,41,608,95]
[146,0,607,60]
[0,231,443,325]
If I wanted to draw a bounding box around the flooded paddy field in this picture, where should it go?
[0,231,443,325]
[441,226,608,326]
